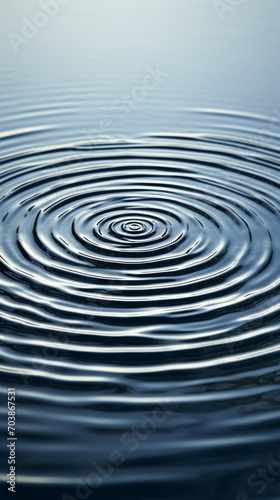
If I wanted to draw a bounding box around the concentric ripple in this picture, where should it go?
[1,123,280,492]
[0,130,280,385]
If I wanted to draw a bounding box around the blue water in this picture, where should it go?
[1,2,280,499]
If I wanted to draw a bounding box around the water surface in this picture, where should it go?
[1,2,280,499]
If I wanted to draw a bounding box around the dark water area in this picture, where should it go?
[1,1,280,499]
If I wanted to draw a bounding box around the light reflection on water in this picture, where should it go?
[0,1,280,499]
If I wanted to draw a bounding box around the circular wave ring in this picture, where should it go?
[0,132,280,381]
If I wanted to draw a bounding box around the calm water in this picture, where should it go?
[1,2,280,499]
